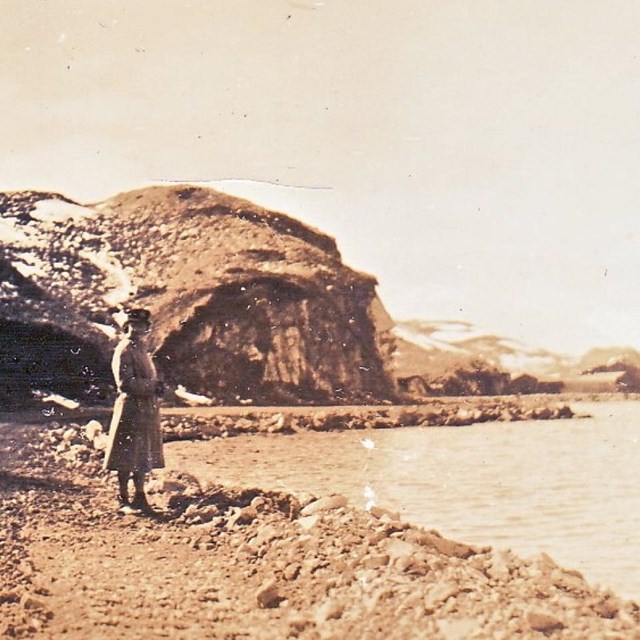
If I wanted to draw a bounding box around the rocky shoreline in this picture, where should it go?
[159,396,576,442]
[2,417,639,639]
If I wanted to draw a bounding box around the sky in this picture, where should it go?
[2,0,640,355]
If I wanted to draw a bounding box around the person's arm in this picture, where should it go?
[115,345,156,395]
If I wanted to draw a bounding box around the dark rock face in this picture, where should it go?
[0,321,112,409]
[157,280,392,404]
[0,185,397,407]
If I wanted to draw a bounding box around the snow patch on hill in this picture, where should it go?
[30,199,94,223]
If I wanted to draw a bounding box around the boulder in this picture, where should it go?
[300,495,348,517]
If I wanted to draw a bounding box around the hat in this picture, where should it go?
[124,308,151,325]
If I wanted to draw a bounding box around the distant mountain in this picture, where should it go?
[392,319,577,380]
[577,347,640,373]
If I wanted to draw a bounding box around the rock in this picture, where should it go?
[250,496,267,511]
[315,598,346,622]
[283,564,301,581]
[311,412,328,430]
[268,413,290,433]
[551,567,588,593]
[297,515,319,530]
[184,504,198,518]
[84,420,103,441]
[396,551,430,576]
[452,409,475,425]
[592,596,619,619]
[424,580,459,612]
[20,593,47,611]
[412,530,477,559]
[0,590,20,604]
[198,505,221,522]
[300,495,348,516]
[533,551,559,574]
[252,523,281,546]
[557,404,574,419]
[368,505,400,521]
[227,506,258,528]
[366,530,388,546]
[255,580,281,609]
[92,434,109,451]
[287,615,313,637]
[361,554,390,570]
[62,427,80,444]
[437,617,479,640]
[526,609,565,632]
[486,549,512,581]
[380,538,418,562]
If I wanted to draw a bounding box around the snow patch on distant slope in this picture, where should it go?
[394,319,578,377]
[79,246,136,306]
[0,218,37,245]
[12,261,46,278]
[30,199,95,223]
[392,325,463,353]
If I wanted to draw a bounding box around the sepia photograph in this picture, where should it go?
[2,1,640,638]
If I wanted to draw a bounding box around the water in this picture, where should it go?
[165,400,640,600]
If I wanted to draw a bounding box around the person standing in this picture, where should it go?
[104,308,164,513]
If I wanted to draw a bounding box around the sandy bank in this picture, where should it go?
[1,419,639,640]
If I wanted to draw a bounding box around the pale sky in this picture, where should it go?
[2,0,640,355]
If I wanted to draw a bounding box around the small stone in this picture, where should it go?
[287,615,312,637]
[20,593,47,611]
[369,505,400,520]
[0,590,20,604]
[252,523,280,546]
[361,554,390,570]
[62,427,78,443]
[486,550,511,581]
[592,596,619,619]
[84,420,103,441]
[412,530,476,559]
[198,505,220,522]
[256,580,281,609]
[184,504,198,518]
[283,564,301,581]
[380,538,418,564]
[250,496,267,511]
[227,506,258,528]
[315,599,345,622]
[526,609,565,632]
[297,515,319,530]
[92,434,109,451]
[424,581,459,612]
[300,495,348,516]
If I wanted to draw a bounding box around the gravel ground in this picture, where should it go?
[1,418,639,640]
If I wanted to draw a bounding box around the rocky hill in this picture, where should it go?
[0,186,397,408]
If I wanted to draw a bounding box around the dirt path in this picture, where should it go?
[27,519,287,640]
[3,419,640,640]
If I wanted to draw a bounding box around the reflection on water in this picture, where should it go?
[165,401,640,600]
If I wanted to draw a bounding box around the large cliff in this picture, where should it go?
[0,185,397,408]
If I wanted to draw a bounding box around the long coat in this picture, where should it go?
[103,337,165,473]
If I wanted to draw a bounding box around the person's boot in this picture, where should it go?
[117,494,139,515]
[130,492,152,513]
